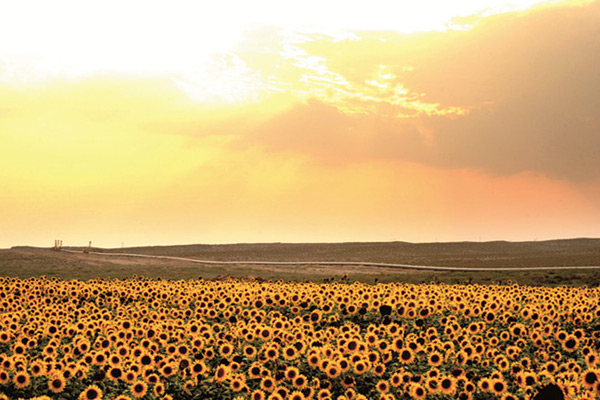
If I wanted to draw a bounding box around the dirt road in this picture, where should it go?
[62,249,600,272]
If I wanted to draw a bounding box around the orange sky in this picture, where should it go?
[1,0,599,248]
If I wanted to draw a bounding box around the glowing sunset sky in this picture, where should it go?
[1,0,599,248]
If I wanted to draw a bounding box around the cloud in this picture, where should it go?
[238,2,600,180]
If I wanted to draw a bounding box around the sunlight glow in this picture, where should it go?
[0,0,581,90]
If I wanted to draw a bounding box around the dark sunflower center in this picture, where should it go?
[585,372,598,384]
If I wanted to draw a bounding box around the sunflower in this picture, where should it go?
[582,369,600,389]
[464,382,476,393]
[289,390,305,400]
[265,347,279,361]
[376,380,390,393]
[399,348,414,364]
[30,360,45,376]
[244,345,257,358]
[562,335,579,352]
[190,361,206,377]
[428,352,443,367]
[160,363,177,378]
[439,376,457,395]
[339,358,351,372]
[261,377,276,392]
[48,374,67,393]
[283,345,299,361]
[309,310,322,324]
[342,375,356,389]
[251,389,266,400]
[130,380,148,398]
[13,371,30,389]
[154,383,165,397]
[390,373,402,388]
[308,354,321,368]
[78,384,103,400]
[478,378,491,392]
[220,343,234,358]
[0,369,9,384]
[124,370,138,384]
[325,363,341,379]
[276,387,289,399]
[315,388,330,400]
[231,375,246,392]
[373,363,386,377]
[12,343,26,356]
[409,383,426,400]
[138,352,153,368]
[215,365,229,382]
[114,396,132,400]
[108,366,124,381]
[286,366,300,380]
[490,379,507,396]
[544,361,558,375]
[268,392,284,400]
[293,374,308,390]
[425,377,440,395]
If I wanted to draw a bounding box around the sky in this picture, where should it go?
[1,0,600,248]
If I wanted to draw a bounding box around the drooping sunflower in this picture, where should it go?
[342,375,356,389]
[154,383,165,397]
[425,377,440,395]
[214,365,229,382]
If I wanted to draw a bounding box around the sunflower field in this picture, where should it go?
[1,276,600,400]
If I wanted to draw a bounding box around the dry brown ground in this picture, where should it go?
[2,239,600,285]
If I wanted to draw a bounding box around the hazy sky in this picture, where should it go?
[1,0,599,248]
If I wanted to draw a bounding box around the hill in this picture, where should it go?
[3,238,600,285]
